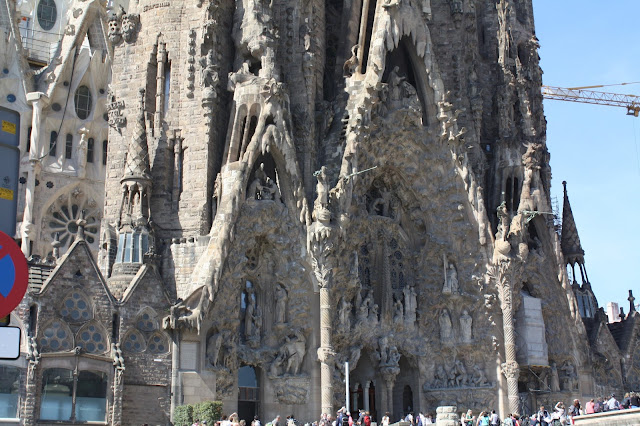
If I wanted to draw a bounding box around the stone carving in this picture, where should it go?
[357,290,378,323]
[274,382,309,405]
[460,310,472,343]
[248,163,281,202]
[560,360,578,391]
[275,284,288,324]
[121,12,139,43]
[442,255,459,294]
[343,45,359,77]
[549,361,560,392]
[244,290,262,344]
[439,308,453,343]
[107,11,122,44]
[427,356,491,390]
[403,285,417,326]
[200,49,219,97]
[393,295,403,324]
[270,331,306,376]
[375,336,400,368]
[338,296,351,331]
[111,342,125,370]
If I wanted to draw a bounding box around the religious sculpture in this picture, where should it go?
[550,361,561,392]
[393,295,404,324]
[460,310,473,343]
[271,331,306,376]
[107,11,122,44]
[403,285,417,325]
[439,309,453,343]
[275,284,288,324]
[427,357,490,389]
[442,255,460,294]
[343,45,359,77]
[339,297,351,331]
[121,11,139,43]
[560,360,578,391]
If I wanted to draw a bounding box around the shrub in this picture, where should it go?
[193,401,223,425]
[173,404,193,426]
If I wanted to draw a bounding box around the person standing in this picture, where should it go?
[536,405,550,426]
[585,399,595,414]
[489,410,499,426]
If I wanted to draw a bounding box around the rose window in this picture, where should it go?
[76,323,107,354]
[46,188,100,250]
[40,320,73,352]
[60,291,92,322]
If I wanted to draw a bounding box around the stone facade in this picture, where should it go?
[3,0,640,425]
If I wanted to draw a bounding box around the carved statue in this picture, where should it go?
[550,361,561,392]
[442,256,459,294]
[370,185,393,217]
[251,306,262,340]
[244,290,256,339]
[393,295,404,324]
[271,331,306,376]
[260,177,280,201]
[107,12,122,44]
[377,336,389,365]
[313,166,329,210]
[227,62,255,92]
[472,365,489,387]
[403,285,417,325]
[460,310,473,343]
[121,12,139,43]
[453,359,468,387]
[206,332,224,367]
[387,345,401,367]
[275,284,288,324]
[339,297,351,331]
[433,365,447,388]
[439,309,453,343]
[388,66,406,102]
[560,360,578,391]
[76,131,88,179]
[343,45,359,77]
[200,49,219,90]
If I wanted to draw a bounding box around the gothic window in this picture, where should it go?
[27,127,32,152]
[122,329,146,353]
[147,332,169,354]
[115,231,150,263]
[102,140,108,165]
[59,291,92,322]
[39,320,73,352]
[136,310,156,332]
[74,86,93,120]
[49,131,57,156]
[76,322,108,354]
[0,366,20,419]
[505,175,520,213]
[40,369,107,422]
[37,0,57,30]
[87,138,94,163]
[65,134,73,159]
[163,61,171,115]
[46,188,100,249]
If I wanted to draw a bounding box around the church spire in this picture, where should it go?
[112,88,155,272]
[560,180,585,266]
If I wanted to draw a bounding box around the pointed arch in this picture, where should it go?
[134,306,160,332]
[147,331,170,354]
[39,319,74,352]
[58,289,93,323]
[121,328,146,353]
[76,321,110,354]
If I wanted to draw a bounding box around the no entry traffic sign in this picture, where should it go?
[0,231,28,317]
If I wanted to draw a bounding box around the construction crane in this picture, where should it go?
[542,84,640,117]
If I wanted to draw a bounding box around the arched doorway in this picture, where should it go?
[402,385,413,417]
[238,366,259,423]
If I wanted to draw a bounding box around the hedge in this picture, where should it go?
[173,401,222,426]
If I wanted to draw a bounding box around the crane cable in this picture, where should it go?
[567,81,640,91]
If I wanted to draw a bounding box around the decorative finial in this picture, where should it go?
[75,209,87,241]
[629,290,636,313]
[619,307,626,321]
[52,232,61,259]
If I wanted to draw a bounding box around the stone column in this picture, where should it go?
[22,92,48,257]
[353,383,359,411]
[310,214,337,415]
[494,260,520,415]
[435,406,459,426]
[364,382,370,412]
[380,366,399,418]
[170,328,181,422]
[155,42,167,131]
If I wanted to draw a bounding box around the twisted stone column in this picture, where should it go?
[319,284,335,415]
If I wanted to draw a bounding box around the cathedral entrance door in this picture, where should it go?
[238,366,259,423]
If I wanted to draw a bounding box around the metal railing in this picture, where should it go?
[19,27,61,66]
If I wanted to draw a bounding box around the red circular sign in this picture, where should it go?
[0,231,28,318]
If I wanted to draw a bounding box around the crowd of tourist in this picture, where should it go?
[184,393,640,426]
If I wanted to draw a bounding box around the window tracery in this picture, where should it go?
[59,291,92,322]
[44,187,100,250]
[76,322,108,354]
[39,320,73,352]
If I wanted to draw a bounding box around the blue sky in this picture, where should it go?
[532,1,640,315]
